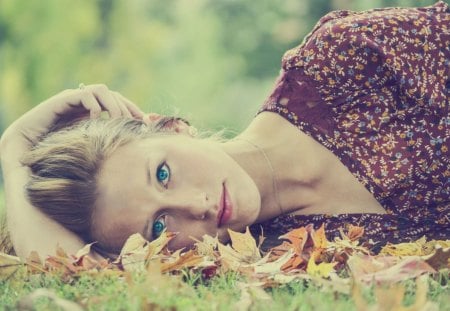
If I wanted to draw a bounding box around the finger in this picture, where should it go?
[112,92,132,118]
[79,92,102,119]
[115,92,145,119]
[88,84,122,118]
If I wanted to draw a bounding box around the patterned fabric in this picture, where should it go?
[251,1,450,248]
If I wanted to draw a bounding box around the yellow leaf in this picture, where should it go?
[119,233,148,257]
[252,249,293,274]
[306,256,336,278]
[0,252,23,280]
[228,227,261,261]
[193,234,219,257]
[145,231,176,260]
[380,237,427,256]
[74,242,95,259]
[218,242,244,271]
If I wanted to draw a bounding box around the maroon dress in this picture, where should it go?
[251,1,450,248]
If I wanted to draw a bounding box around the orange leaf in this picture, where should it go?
[346,225,364,241]
[280,226,309,254]
[160,250,205,273]
[312,224,328,249]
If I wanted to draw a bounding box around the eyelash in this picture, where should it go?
[156,162,171,188]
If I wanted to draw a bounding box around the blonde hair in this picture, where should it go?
[18,116,184,254]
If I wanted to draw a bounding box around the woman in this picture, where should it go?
[1,2,449,258]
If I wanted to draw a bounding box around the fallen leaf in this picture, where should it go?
[0,252,23,280]
[26,251,45,274]
[160,250,208,273]
[423,245,450,270]
[228,227,261,261]
[311,223,328,249]
[306,254,336,278]
[380,236,428,256]
[252,249,293,274]
[348,255,435,285]
[193,234,219,257]
[279,226,309,254]
[346,225,365,241]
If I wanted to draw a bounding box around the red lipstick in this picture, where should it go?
[217,183,233,227]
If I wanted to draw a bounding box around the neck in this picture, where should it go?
[220,137,283,222]
[219,112,329,222]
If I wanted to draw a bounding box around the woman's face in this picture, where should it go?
[93,134,261,252]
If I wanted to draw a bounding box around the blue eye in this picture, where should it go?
[152,215,166,238]
[156,163,170,187]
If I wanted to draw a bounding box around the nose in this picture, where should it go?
[164,192,213,220]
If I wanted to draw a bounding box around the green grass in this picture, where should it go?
[1,270,449,310]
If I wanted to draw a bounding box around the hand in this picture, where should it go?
[1,84,144,147]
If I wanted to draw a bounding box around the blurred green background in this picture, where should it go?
[0,0,437,134]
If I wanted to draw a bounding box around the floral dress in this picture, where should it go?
[251,1,450,249]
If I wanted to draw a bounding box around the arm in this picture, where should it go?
[0,84,144,259]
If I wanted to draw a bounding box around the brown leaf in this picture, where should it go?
[423,245,450,270]
[160,250,206,273]
[26,251,45,274]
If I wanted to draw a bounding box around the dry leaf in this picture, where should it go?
[312,224,328,249]
[279,226,309,254]
[160,250,207,273]
[423,245,450,270]
[381,236,428,256]
[349,255,435,285]
[228,227,261,261]
[306,255,336,278]
[252,249,293,274]
[193,234,219,257]
[346,225,365,241]
[26,251,45,274]
[0,252,23,280]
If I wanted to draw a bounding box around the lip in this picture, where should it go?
[217,183,233,227]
